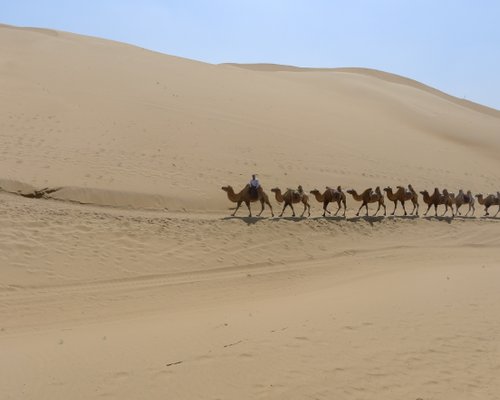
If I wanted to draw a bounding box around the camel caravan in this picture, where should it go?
[222,177,500,219]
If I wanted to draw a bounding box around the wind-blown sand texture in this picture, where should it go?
[1,24,500,399]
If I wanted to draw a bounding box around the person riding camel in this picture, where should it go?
[249,174,260,199]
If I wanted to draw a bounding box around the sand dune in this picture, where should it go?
[1,24,500,399]
[2,23,500,211]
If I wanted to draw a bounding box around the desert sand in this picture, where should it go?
[1,24,500,399]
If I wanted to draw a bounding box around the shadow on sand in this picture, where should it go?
[222,216,269,225]
[270,216,308,222]
[347,215,386,225]
[385,214,420,220]
[311,215,346,222]
[422,215,454,224]
[222,213,498,225]
[479,215,500,220]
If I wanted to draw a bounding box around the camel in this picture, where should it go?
[420,188,454,217]
[384,185,418,216]
[400,184,419,215]
[221,184,274,217]
[454,189,475,216]
[346,187,386,216]
[310,186,346,217]
[475,193,500,217]
[271,186,310,217]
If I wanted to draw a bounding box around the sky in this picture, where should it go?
[2,0,500,110]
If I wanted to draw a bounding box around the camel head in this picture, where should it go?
[383,186,392,193]
[346,189,355,195]
[475,193,483,201]
[270,187,280,194]
[221,185,232,193]
[420,190,428,196]
[310,189,320,195]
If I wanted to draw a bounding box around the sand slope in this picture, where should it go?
[1,24,500,400]
[1,24,500,211]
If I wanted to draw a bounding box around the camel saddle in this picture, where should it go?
[249,185,260,200]
[287,188,302,202]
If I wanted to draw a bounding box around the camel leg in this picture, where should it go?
[391,200,397,215]
[434,204,438,217]
[334,200,341,216]
[245,201,252,217]
[456,204,461,216]
[342,199,346,217]
[302,202,310,218]
[279,203,287,217]
[290,203,296,217]
[376,202,386,216]
[424,203,432,216]
[232,201,242,216]
[257,200,265,217]
[494,206,500,217]
[484,205,490,216]
[471,203,475,217]
[401,200,407,216]
[323,201,331,217]
[442,203,452,217]
[266,200,274,217]
[356,203,364,216]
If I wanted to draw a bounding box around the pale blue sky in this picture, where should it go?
[2,0,499,109]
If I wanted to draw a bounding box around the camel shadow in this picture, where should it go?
[479,215,500,220]
[422,215,454,224]
[347,215,385,225]
[386,214,420,220]
[311,215,346,222]
[270,216,308,222]
[222,216,268,225]
[454,215,477,220]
